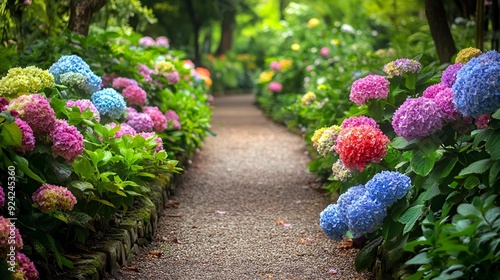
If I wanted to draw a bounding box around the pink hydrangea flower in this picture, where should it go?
[392,97,445,141]
[12,252,39,280]
[143,106,167,132]
[441,63,464,87]
[14,118,35,152]
[138,64,153,82]
[165,110,181,129]
[349,74,390,105]
[126,113,154,132]
[434,87,460,121]
[66,99,101,122]
[475,114,491,129]
[341,116,379,129]
[320,47,330,58]
[106,122,137,138]
[334,125,390,171]
[125,107,138,120]
[423,83,449,98]
[139,36,156,47]
[164,71,180,85]
[139,132,164,152]
[112,77,138,90]
[268,82,283,93]
[270,61,281,71]
[121,85,147,106]
[155,36,170,48]
[7,94,56,137]
[0,216,23,256]
[32,183,77,212]
[50,120,84,162]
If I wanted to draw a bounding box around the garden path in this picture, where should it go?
[108,93,370,280]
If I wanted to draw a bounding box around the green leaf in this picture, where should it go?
[405,252,431,265]
[11,153,45,183]
[69,181,95,192]
[399,205,425,234]
[72,157,95,179]
[405,73,417,90]
[486,130,500,160]
[463,175,480,189]
[391,137,415,150]
[430,157,458,180]
[52,212,68,223]
[410,151,438,176]
[92,199,115,208]
[457,203,481,217]
[1,122,22,147]
[489,160,500,186]
[492,108,500,119]
[354,236,383,272]
[458,159,491,177]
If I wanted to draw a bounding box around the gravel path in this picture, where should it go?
[107,94,371,280]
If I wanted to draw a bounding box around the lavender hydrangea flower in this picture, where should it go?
[345,196,387,238]
[155,36,170,48]
[112,77,138,90]
[91,88,126,119]
[392,97,445,141]
[164,71,180,85]
[319,204,348,241]
[165,110,181,130]
[349,74,390,105]
[453,50,500,117]
[365,171,412,207]
[49,55,101,93]
[383,58,422,78]
[139,36,156,47]
[32,183,77,212]
[441,63,463,87]
[126,112,154,132]
[143,106,167,132]
[341,116,378,129]
[12,253,39,280]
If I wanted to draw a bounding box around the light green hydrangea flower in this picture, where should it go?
[0,66,54,98]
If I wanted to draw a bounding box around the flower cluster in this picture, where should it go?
[475,114,491,129]
[455,47,482,64]
[0,66,54,98]
[316,125,342,156]
[106,122,137,138]
[331,160,353,181]
[48,55,101,94]
[269,61,281,71]
[165,110,181,130]
[126,112,154,132]
[453,50,500,117]
[320,172,411,240]
[50,120,84,162]
[139,36,170,48]
[138,65,153,82]
[392,97,445,141]
[423,83,448,98]
[155,36,170,48]
[155,61,176,74]
[121,85,147,105]
[112,77,138,90]
[341,116,378,129]
[349,74,390,105]
[164,71,180,85]
[143,106,167,132]
[311,127,328,148]
[320,47,330,58]
[0,97,8,111]
[11,252,39,280]
[32,183,77,212]
[66,99,101,122]
[440,63,463,87]
[268,82,283,93]
[7,94,56,137]
[0,216,23,256]
[383,58,422,77]
[307,18,320,29]
[434,87,460,121]
[258,71,274,84]
[14,118,35,152]
[59,72,91,92]
[301,92,316,105]
[334,125,390,171]
[91,88,127,119]
[139,132,164,152]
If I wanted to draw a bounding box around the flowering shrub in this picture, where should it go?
[32,184,77,212]
[0,66,54,98]
[48,55,101,94]
[8,93,57,137]
[349,74,390,105]
[121,85,147,105]
[91,88,127,119]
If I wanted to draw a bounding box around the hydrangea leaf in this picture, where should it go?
[410,150,438,176]
[489,160,500,186]
[0,121,22,147]
[399,205,425,234]
[457,159,491,177]
[485,130,500,160]
[354,236,383,272]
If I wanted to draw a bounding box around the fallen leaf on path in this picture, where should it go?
[148,251,163,258]
[191,225,198,229]
[124,265,139,272]
[328,269,337,275]
[172,237,182,244]
[166,200,179,208]
[283,223,291,228]
[295,200,302,204]
[275,220,285,225]
[299,237,313,243]
[162,236,169,242]
[339,238,354,249]
[215,210,226,215]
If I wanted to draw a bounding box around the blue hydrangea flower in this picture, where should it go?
[345,197,387,238]
[365,171,412,207]
[91,88,126,119]
[319,204,348,241]
[452,50,500,117]
[49,55,102,94]
[337,185,367,214]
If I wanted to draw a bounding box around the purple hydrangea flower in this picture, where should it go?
[441,63,464,87]
[319,204,348,241]
[392,97,445,141]
[165,110,181,130]
[164,71,180,85]
[475,114,491,129]
[32,183,77,212]
[365,171,412,207]
[126,112,154,132]
[349,74,390,105]
[0,216,23,256]
[121,85,147,106]
[435,87,460,121]
[155,36,170,48]
[341,116,378,129]
[268,82,283,93]
[7,94,56,138]
[112,77,138,90]
[269,61,281,71]
[139,36,156,47]
[383,58,422,77]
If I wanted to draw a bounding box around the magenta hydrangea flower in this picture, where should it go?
[106,122,137,138]
[0,186,4,208]
[139,132,164,152]
[121,85,147,106]
[341,116,379,129]
[269,61,281,71]
[138,64,153,82]
[349,74,390,105]
[268,82,283,93]
[475,114,491,129]
[143,106,167,132]
[14,118,35,152]
[7,94,56,137]
[441,63,464,87]
[139,36,156,47]
[125,107,138,119]
[12,252,39,280]
[66,99,101,122]
[50,120,84,162]
[0,97,8,111]
[435,87,460,121]
[392,97,445,141]
[320,47,330,58]
[423,83,449,98]
[100,73,116,88]
[0,216,23,256]
[32,183,76,212]
[164,71,180,85]
[383,58,422,77]
[126,113,154,132]
[165,110,181,129]
[155,36,170,48]
[112,77,138,90]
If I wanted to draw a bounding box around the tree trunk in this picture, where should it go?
[425,0,457,63]
[279,0,287,21]
[215,7,235,56]
[68,0,107,36]
[186,0,202,65]
[492,0,500,50]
